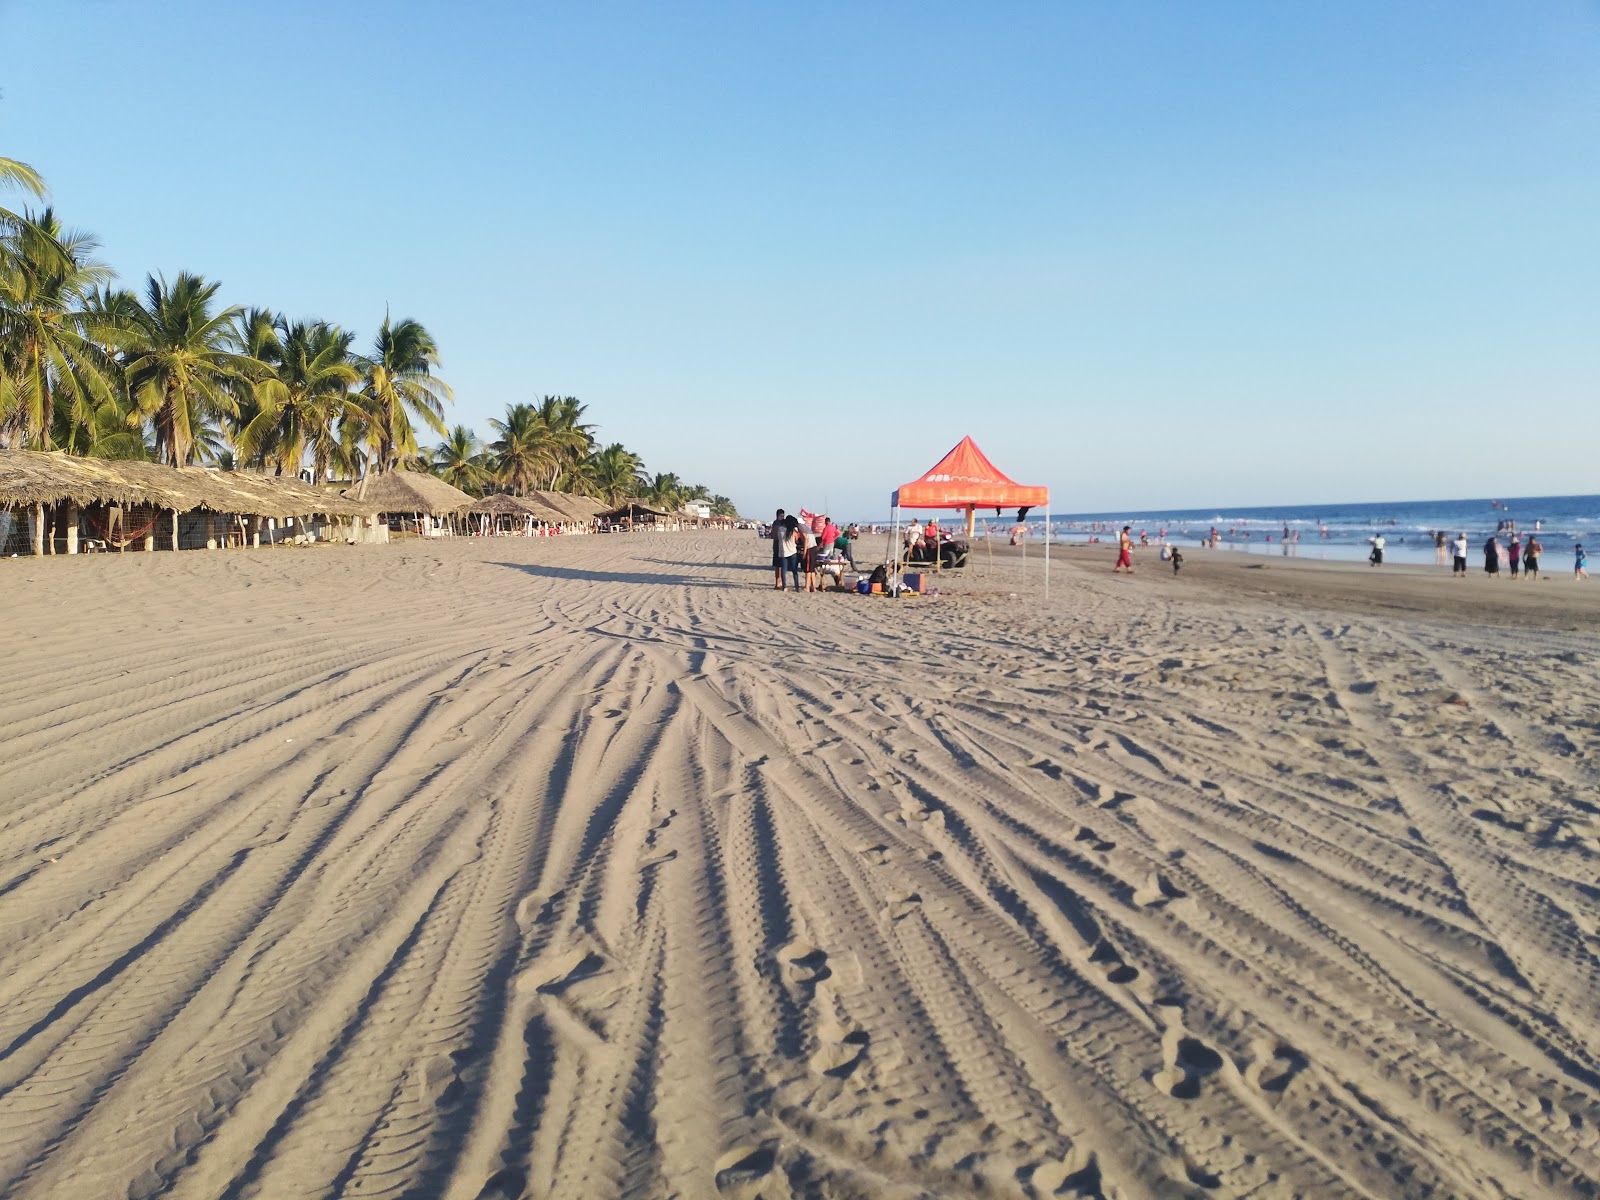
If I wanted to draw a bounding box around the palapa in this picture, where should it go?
[344,469,473,516]
[533,490,602,523]
[0,450,374,518]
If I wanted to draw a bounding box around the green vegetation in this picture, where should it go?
[0,155,739,517]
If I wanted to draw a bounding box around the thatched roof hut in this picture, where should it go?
[533,491,603,523]
[0,450,373,518]
[468,493,535,517]
[596,499,674,524]
[343,469,472,515]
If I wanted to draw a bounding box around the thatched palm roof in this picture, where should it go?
[532,490,603,523]
[344,469,472,515]
[468,493,560,519]
[0,450,373,518]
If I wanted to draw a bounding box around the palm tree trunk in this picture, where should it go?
[30,503,43,556]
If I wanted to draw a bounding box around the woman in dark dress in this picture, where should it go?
[1483,535,1500,577]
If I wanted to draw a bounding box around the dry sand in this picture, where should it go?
[2,532,1598,1199]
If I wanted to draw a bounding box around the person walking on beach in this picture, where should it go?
[1368,533,1385,566]
[1113,526,1135,573]
[1434,530,1448,564]
[1508,535,1522,579]
[1576,543,1589,580]
[1170,545,1184,575]
[1524,534,1541,579]
[1451,532,1468,576]
[1483,534,1501,577]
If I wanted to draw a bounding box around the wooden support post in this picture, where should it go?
[205,513,218,550]
[65,503,80,554]
[30,503,43,557]
[172,509,180,550]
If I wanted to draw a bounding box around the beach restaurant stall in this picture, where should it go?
[891,436,1051,593]
[0,449,375,555]
[343,469,473,541]
[467,492,570,536]
[595,499,673,531]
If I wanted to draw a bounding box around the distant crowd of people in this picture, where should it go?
[1425,530,1586,580]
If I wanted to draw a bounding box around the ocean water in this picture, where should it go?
[981,494,1600,566]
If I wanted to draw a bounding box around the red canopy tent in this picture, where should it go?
[891,436,1051,593]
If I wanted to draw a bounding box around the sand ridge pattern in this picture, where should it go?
[2,534,1598,1199]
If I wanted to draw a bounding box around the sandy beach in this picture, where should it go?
[3,532,1598,1199]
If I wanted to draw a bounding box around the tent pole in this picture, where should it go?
[1044,491,1051,599]
[888,504,899,593]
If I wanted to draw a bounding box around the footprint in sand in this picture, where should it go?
[775,941,831,985]
[809,1022,871,1078]
[714,1143,778,1196]
[881,891,922,921]
[1131,872,1188,908]
[856,843,892,866]
[1031,1145,1099,1195]
[1073,826,1116,853]
[513,890,554,933]
[520,947,606,997]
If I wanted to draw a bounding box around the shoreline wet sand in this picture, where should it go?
[3,532,1597,1198]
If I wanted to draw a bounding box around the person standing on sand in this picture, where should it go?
[1524,534,1541,579]
[1576,543,1589,580]
[820,516,839,554]
[1508,535,1522,579]
[1113,525,1135,573]
[1451,532,1468,576]
[795,516,818,592]
[1435,530,1448,564]
[1369,533,1385,566]
[1484,534,1501,577]
[782,515,805,590]
[771,508,788,589]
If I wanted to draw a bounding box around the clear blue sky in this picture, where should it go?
[5,1,1597,518]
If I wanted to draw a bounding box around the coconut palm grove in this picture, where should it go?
[0,155,738,517]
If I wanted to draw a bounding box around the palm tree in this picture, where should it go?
[646,471,685,512]
[488,402,555,496]
[357,314,451,474]
[0,156,46,226]
[121,272,259,465]
[432,424,492,493]
[238,318,360,478]
[588,442,647,506]
[226,308,281,467]
[0,210,120,450]
[535,395,595,489]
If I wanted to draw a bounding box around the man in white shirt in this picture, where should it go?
[1369,533,1386,567]
[903,518,922,561]
[1451,533,1468,576]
